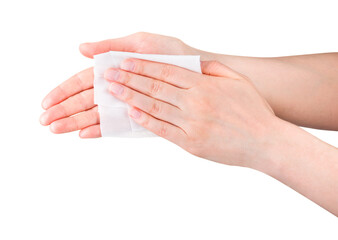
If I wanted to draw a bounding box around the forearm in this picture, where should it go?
[201,51,338,130]
[253,119,338,216]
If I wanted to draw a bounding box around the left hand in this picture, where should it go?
[39,67,102,138]
[104,59,277,167]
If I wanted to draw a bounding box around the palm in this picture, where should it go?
[40,33,198,138]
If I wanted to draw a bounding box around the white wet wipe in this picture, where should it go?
[94,51,201,137]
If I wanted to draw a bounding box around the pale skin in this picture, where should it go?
[40,32,338,215]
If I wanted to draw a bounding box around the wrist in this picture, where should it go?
[251,117,333,179]
[248,117,302,176]
[252,117,338,215]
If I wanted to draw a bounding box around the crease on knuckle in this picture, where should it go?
[87,108,98,124]
[159,64,173,80]
[120,71,131,85]
[56,85,68,100]
[149,100,161,115]
[157,123,168,137]
[141,115,150,128]
[135,60,144,74]
[122,89,133,102]
[77,91,89,110]
[72,116,80,130]
[75,72,86,89]
[149,80,162,97]
[59,103,70,117]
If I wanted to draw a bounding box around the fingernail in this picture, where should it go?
[109,83,124,95]
[130,108,141,119]
[121,60,135,72]
[105,69,120,81]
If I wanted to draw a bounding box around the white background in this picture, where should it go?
[0,0,337,239]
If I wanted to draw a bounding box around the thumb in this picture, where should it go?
[79,36,136,58]
[201,60,245,80]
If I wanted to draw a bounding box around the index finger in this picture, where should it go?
[79,36,137,59]
[120,59,201,89]
[41,67,93,109]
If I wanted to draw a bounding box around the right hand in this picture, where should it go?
[40,32,207,138]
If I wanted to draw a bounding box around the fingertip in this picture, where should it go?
[79,128,92,138]
[79,130,87,138]
[39,113,49,126]
[79,125,102,138]
[79,42,94,59]
[49,123,57,133]
[41,98,50,110]
[49,122,60,133]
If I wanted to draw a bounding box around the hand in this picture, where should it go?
[40,32,207,137]
[80,32,203,59]
[103,58,277,168]
[39,67,101,137]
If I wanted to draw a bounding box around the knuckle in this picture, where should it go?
[209,60,222,70]
[134,60,144,74]
[72,117,80,130]
[159,64,173,80]
[77,91,88,109]
[59,103,70,116]
[56,85,68,100]
[121,71,131,85]
[141,114,150,128]
[149,100,162,115]
[182,126,208,157]
[75,72,85,89]
[122,89,133,102]
[157,123,168,137]
[91,109,100,124]
[149,80,162,97]
[203,60,222,75]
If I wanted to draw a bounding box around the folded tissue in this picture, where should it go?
[94,51,201,137]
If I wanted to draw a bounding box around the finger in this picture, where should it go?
[128,107,186,145]
[41,67,93,110]
[79,35,137,59]
[200,61,245,79]
[104,68,184,107]
[108,82,183,127]
[40,89,95,126]
[120,58,200,88]
[79,124,102,138]
[49,106,99,134]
